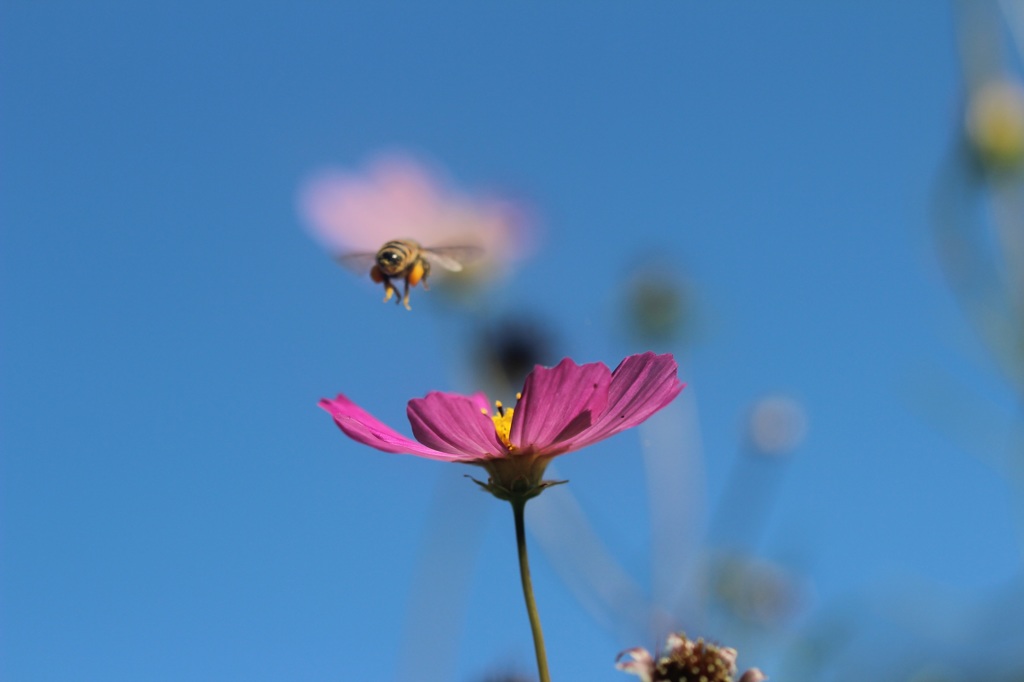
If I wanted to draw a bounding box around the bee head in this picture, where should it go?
[376,248,405,274]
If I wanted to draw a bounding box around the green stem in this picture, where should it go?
[512,498,551,682]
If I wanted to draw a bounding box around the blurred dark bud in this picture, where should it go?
[473,316,556,395]
[617,632,760,682]
[745,395,808,457]
[737,670,767,682]
[710,553,806,627]
[622,266,696,346]
[965,79,1024,175]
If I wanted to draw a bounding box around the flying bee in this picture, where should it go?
[337,239,482,310]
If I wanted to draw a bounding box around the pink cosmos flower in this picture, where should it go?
[320,352,683,500]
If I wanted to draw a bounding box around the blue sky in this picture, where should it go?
[3,2,1020,681]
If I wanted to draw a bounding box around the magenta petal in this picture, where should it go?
[320,394,464,462]
[468,391,491,416]
[564,352,683,449]
[510,358,611,452]
[407,391,506,458]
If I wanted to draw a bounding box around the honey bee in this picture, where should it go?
[338,239,482,310]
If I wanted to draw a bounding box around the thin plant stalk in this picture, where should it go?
[512,498,551,682]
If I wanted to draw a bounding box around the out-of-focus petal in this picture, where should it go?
[510,358,611,452]
[319,394,465,462]
[738,669,768,682]
[614,647,655,682]
[408,391,507,458]
[298,156,450,253]
[566,352,683,449]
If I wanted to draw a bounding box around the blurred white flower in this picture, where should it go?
[746,395,807,456]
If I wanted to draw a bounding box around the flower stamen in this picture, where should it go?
[490,400,517,450]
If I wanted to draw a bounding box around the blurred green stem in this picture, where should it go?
[512,498,551,682]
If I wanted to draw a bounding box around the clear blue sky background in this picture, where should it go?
[3,2,1019,681]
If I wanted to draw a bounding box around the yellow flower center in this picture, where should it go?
[482,394,521,450]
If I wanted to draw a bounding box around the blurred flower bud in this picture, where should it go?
[622,265,696,346]
[737,669,767,682]
[965,79,1024,174]
[710,553,806,627]
[473,316,556,395]
[746,395,807,456]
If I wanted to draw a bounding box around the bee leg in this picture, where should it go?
[401,274,413,310]
[420,260,432,291]
[371,265,397,304]
[386,281,400,304]
[383,279,398,304]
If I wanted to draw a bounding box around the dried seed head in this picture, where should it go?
[617,633,763,682]
[655,635,737,682]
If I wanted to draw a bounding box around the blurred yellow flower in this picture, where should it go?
[965,79,1024,173]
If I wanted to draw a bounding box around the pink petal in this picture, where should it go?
[510,358,611,452]
[614,647,655,682]
[564,352,683,450]
[468,391,492,415]
[319,394,468,462]
[407,391,507,458]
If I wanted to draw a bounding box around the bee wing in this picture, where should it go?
[334,251,378,274]
[420,245,485,273]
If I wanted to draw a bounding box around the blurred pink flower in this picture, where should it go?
[320,352,683,500]
[297,154,533,277]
